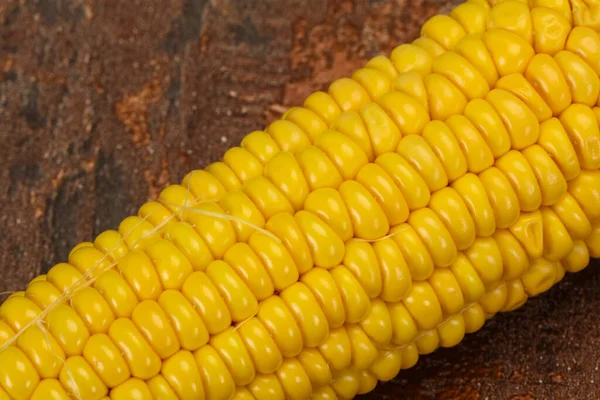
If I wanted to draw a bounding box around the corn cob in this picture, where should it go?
[2,0,600,399]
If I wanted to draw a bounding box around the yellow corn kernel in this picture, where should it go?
[17,325,65,379]
[479,281,508,314]
[555,50,600,106]
[117,251,162,302]
[265,213,313,274]
[185,202,237,259]
[433,52,490,100]
[347,324,378,371]
[421,15,466,50]
[503,279,528,312]
[425,73,468,121]
[315,130,369,181]
[331,266,371,324]
[359,299,392,345]
[483,29,535,76]
[538,117,581,181]
[161,350,205,400]
[317,326,352,372]
[181,271,231,335]
[564,240,590,270]
[454,34,499,87]
[181,170,226,202]
[83,333,130,388]
[566,26,600,75]
[509,211,544,259]
[377,91,430,135]
[450,3,490,34]
[496,150,543,212]
[338,180,390,240]
[375,152,431,211]
[257,296,303,358]
[237,317,282,374]
[413,37,446,58]
[495,73,553,123]
[342,242,382,299]
[205,161,242,192]
[283,107,327,140]
[148,239,194,290]
[297,348,332,389]
[331,370,360,400]
[159,289,209,350]
[240,130,280,165]
[223,147,263,184]
[248,373,285,400]
[331,111,374,162]
[438,314,466,348]
[429,268,465,315]
[266,120,311,154]
[393,71,429,112]
[164,221,213,271]
[193,345,236,400]
[59,356,107,400]
[586,222,600,258]
[131,300,179,359]
[281,283,329,348]
[219,191,266,243]
[451,173,496,237]
[423,121,468,182]
[276,359,312,400]
[541,208,574,261]
[466,237,504,285]
[489,1,532,43]
[304,188,353,242]
[108,318,161,380]
[409,208,458,268]
[264,152,309,211]
[303,91,341,126]
[429,188,476,250]
[300,268,346,329]
[450,254,486,303]
[0,347,40,399]
[295,210,346,267]
[531,7,570,55]
[373,239,412,303]
[531,0,571,24]
[559,104,600,170]
[30,379,69,400]
[360,102,402,157]
[552,193,592,240]
[569,170,600,221]
[398,135,448,192]
[447,114,495,173]
[357,369,378,394]
[389,223,435,280]
[403,281,443,331]
[248,231,299,289]
[521,259,558,296]
[494,229,529,281]
[109,378,153,400]
[365,55,398,80]
[390,44,433,76]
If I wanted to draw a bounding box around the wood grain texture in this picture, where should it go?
[0,0,599,398]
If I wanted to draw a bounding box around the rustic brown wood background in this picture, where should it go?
[1,0,599,398]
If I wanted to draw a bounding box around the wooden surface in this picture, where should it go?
[1,1,599,398]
